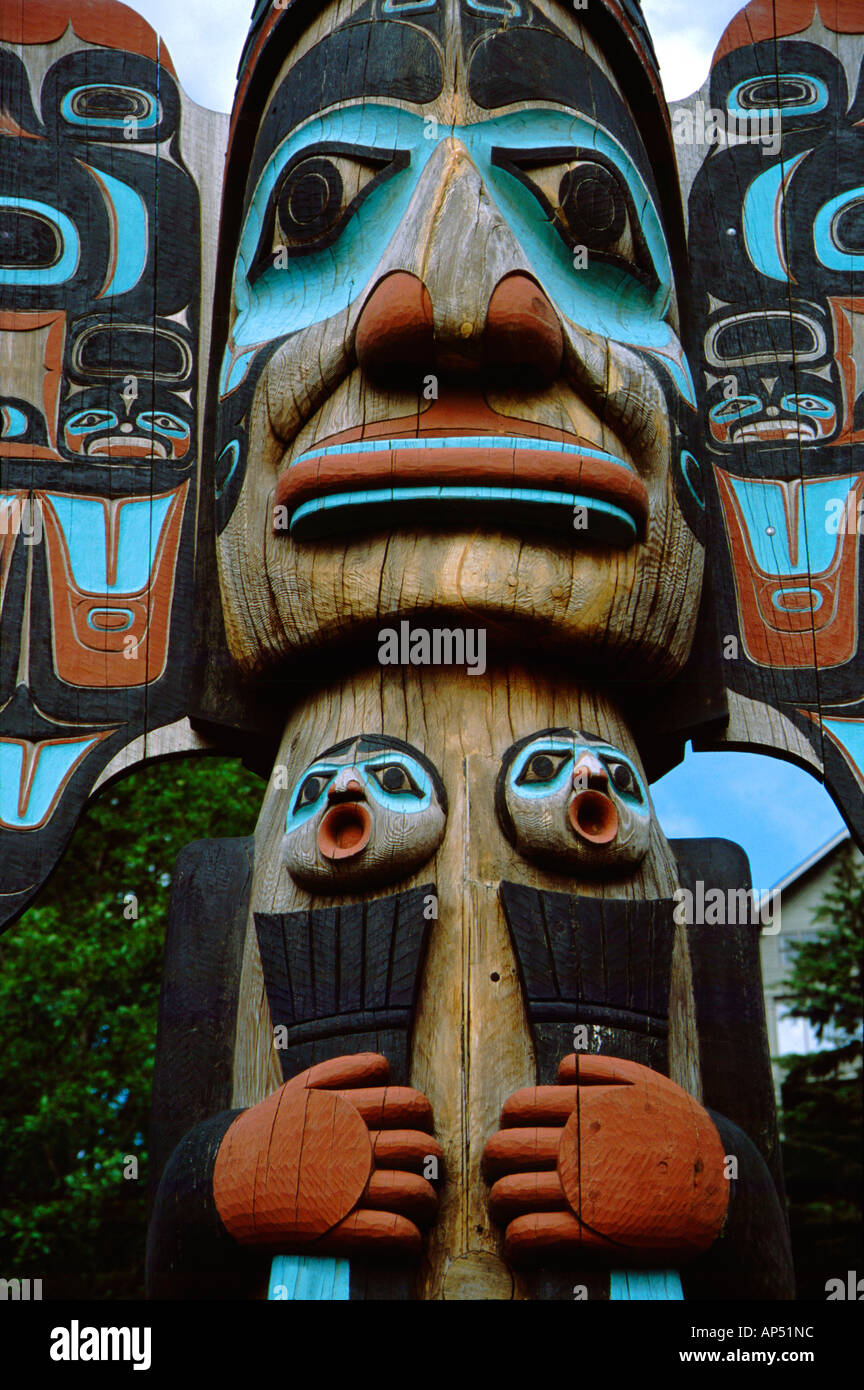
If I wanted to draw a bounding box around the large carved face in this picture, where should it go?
[214,0,704,681]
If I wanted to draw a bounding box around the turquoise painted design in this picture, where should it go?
[295,436,635,472]
[287,747,435,828]
[60,86,160,131]
[813,187,864,272]
[86,607,135,631]
[822,718,864,782]
[136,411,190,442]
[507,733,647,806]
[727,75,828,119]
[0,405,29,438]
[741,160,791,283]
[85,166,149,297]
[224,105,689,401]
[709,395,761,424]
[0,736,100,829]
[610,1269,684,1300]
[0,198,79,285]
[382,0,437,11]
[267,1254,350,1301]
[465,0,521,14]
[679,450,705,509]
[726,475,855,575]
[214,440,241,499]
[771,586,822,613]
[290,485,638,539]
[45,493,174,594]
[779,393,834,419]
[65,410,120,437]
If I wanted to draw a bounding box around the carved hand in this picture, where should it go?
[214,1053,440,1256]
[482,1054,729,1263]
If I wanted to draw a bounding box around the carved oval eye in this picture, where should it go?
[276,157,344,243]
[603,758,643,801]
[517,750,571,785]
[558,165,627,250]
[369,763,422,797]
[295,773,328,809]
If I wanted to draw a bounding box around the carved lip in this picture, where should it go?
[317,801,372,860]
[275,425,648,545]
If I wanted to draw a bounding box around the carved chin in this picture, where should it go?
[504,798,651,877]
[281,810,445,893]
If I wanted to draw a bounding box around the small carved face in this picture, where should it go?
[281,734,447,892]
[496,728,651,876]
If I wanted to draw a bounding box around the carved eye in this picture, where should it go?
[251,144,408,277]
[558,165,627,250]
[276,157,344,244]
[368,763,422,798]
[294,772,329,810]
[516,750,571,785]
[603,758,643,801]
[137,411,189,437]
[490,146,658,292]
[65,409,118,433]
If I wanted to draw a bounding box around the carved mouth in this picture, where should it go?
[568,790,619,845]
[275,433,648,545]
[317,802,372,860]
[729,420,816,444]
[88,436,168,458]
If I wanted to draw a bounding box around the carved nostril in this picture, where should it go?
[355,271,435,381]
[485,272,563,382]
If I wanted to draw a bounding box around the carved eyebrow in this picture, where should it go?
[244,22,442,216]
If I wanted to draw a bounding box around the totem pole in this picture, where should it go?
[2,0,862,1302]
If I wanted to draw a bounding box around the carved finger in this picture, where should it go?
[556,1054,639,1086]
[370,1129,444,1171]
[487,1171,569,1222]
[313,1208,423,1256]
[500,1086,579,1125]
[482,1127,562,1180]
[363,1170,438,1223]
[335,1086,434,1131]
[286,1053,391,1091]
[504,1212,618,1263]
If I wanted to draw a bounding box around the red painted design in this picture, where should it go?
[0,0,175,74]
[714,0,864,66]
[828,298,864,445]
[0,311,66,459]
[715,467,862,669]
[37,482,188,688]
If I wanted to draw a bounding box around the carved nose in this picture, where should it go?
[354,270,562,386]
[484,273,563,382]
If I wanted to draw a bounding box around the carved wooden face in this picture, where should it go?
[215,0,703,680]
[281,734,447,891]
[496,727,652,874]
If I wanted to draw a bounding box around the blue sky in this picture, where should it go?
[129,0,851,888]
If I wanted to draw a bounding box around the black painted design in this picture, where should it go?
[255,883,434,1082]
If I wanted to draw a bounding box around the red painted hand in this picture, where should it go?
[482,1054,729,1263]
[214,1053,441,1256]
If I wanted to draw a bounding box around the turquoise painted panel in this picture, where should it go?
[726,475,853,575]
[85,165,149,297]
[610,1269,684,1300]
[267,1254,350,1301]
[46,493,173,594]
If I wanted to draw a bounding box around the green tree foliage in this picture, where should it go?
[776,842,863,1299]
[0,756,262,1299]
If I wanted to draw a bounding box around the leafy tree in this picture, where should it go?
[776,841,863,1299]
[0,755,262,1299]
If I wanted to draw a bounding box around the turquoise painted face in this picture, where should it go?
[214,2,704,679]
[281,736,447,893]
[222,105,685,400]
[496,729,652,876]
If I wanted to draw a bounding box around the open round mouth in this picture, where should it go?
[317,802,372,860]
[274,433,648,546]
[568,790,619,845]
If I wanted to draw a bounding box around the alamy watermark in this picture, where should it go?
[672,103,780,157]
[673,882,781,934]
[378,620,486,676]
